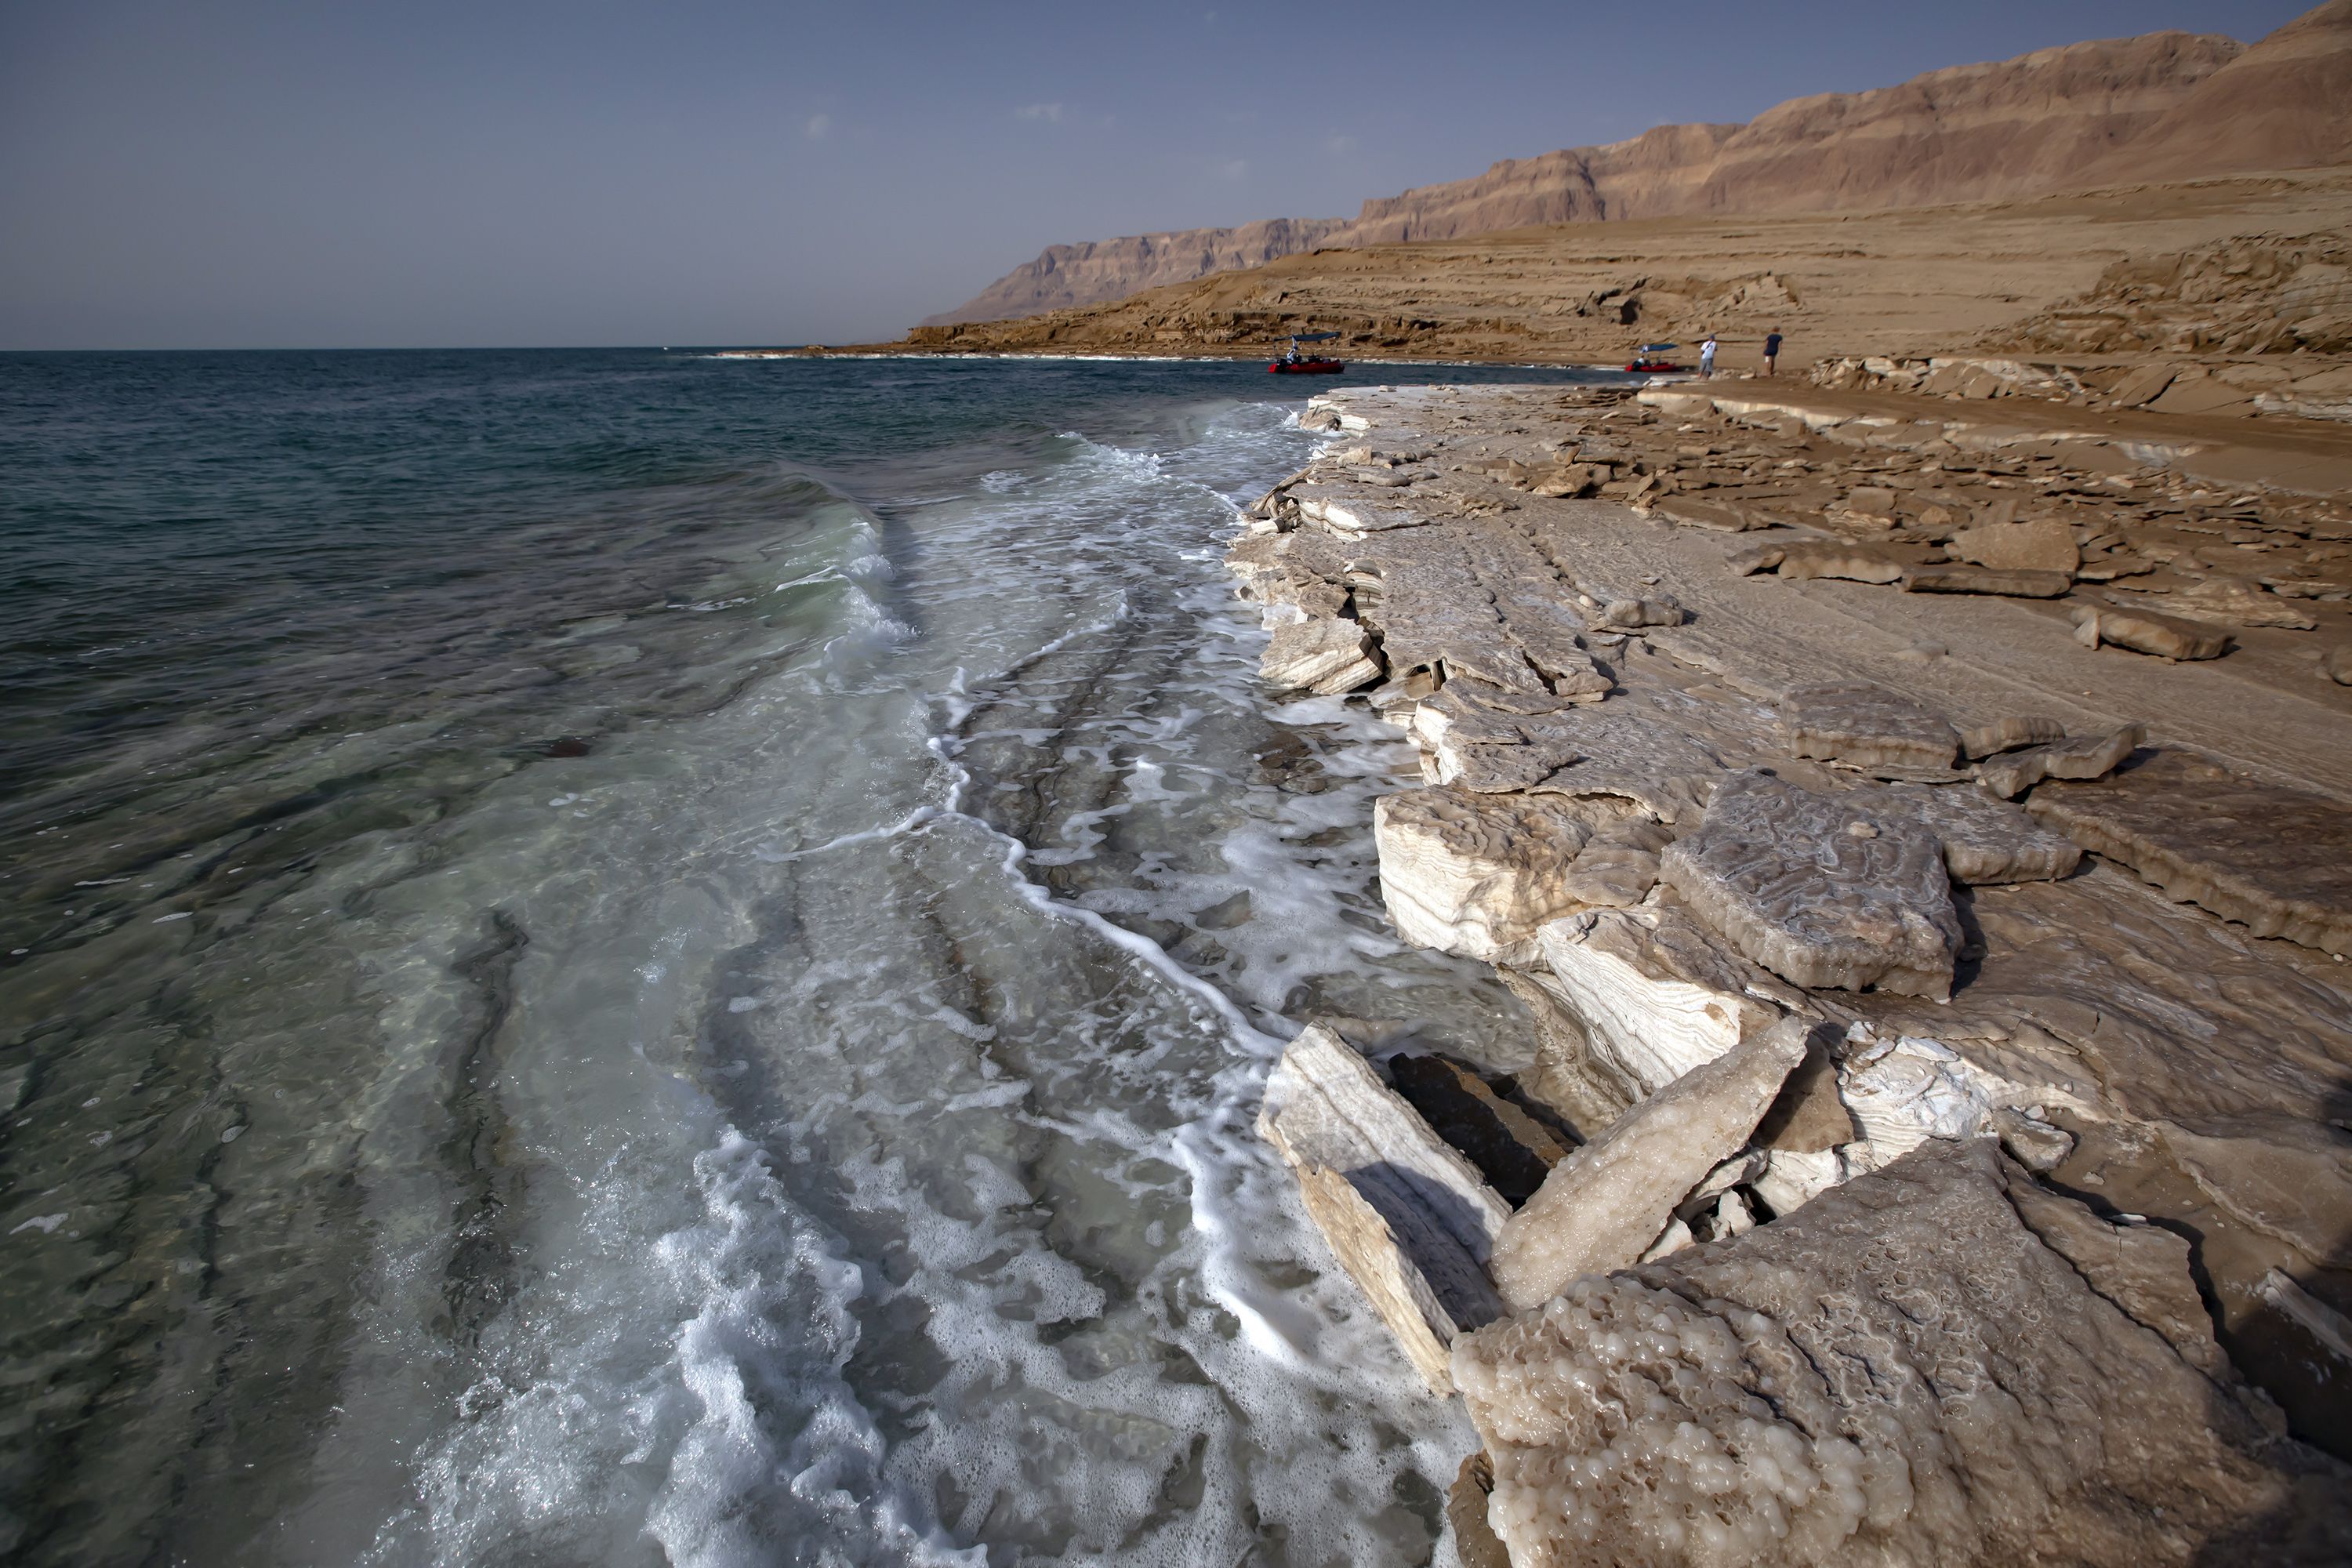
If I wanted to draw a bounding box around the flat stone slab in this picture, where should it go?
[1776,543,1905,583]
[1259,616,1381,694]
[1780,682,1960,771]
[2074,603,2232,661]
[1853,781,2085,884]
[2029,750,2352,956]
[1662,769,1963,999]
[1903,564,2074,597]
[1456,1138,2352,1568]
[1258,1025,1510,1393]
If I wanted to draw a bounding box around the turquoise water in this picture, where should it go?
[1,350,1613,1566]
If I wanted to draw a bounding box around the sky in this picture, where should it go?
[0,0,2315,349]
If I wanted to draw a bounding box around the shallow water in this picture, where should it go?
[1,350,1613,1566]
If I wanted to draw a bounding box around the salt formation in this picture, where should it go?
[1490,1019,1809,1312]
[1256,1026,1508,1392]
[1660,771,1963,999]
[1258,615,1381,694]
[1457,1138,2352,1568]
[1373,787,1612,962]
[1778,684,1959,772]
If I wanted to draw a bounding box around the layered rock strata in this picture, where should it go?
[1236,383,2352,1562]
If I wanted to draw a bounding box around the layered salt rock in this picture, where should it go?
[2073,603,2231,661]
[2165,576,2318,631]
[1957,713,2065,760]
[1661,770,1963,999]
[1949,516,2082,574]
[1534,902,1796,1097]
[1456,1138,2352,1568]
[1775,543,1904,583]
[1973,721,2144,798]
[1779,683,1959,772]
[1257,1025,1509,1393]
[1835,1025,1998,1156]
[1901,564,2073,598]
[1417,698,1730,824]
[1850,782,2083,884]
[1374,786,1604,963]
[2028,749,2352,956]
[1258,617,1381,695]
[1490,1018,1809,1312]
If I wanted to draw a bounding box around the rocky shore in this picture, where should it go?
[1230,380,2352,1563]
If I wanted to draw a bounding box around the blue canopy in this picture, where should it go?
[1637,342,1679,353]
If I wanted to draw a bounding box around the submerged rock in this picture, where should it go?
[1456,1138,2352,1568]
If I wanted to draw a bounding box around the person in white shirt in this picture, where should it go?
[1699,333,1719,378]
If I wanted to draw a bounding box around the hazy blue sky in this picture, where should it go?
[0,0,2312,349]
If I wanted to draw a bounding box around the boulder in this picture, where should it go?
[1259,616,1381,694]
[1455,1138,2352,1568]
[1726,544,1784,576]
[1489,1018,1809,1312]
[2327,644,2352,686]
[1661,770,1963,999]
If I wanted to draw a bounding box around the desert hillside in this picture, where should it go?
[924,0,2351,325]
[879,169,2352,374]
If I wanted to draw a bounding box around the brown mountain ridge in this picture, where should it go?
[924,1,2352,327]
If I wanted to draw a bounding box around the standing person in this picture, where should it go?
[1763,326,1784,377]
[1699,332,1718,379]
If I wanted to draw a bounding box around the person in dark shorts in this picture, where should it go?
[1763,328,1784,376]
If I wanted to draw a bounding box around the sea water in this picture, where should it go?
[0,349,1614,1566]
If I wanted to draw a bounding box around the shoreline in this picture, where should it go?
[1226,381,2352,1562]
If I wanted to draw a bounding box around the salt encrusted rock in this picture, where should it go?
[1949,516,2082,574]
[1780,682,1960,771]
[1656,497,1762,532]
[1901,564,2074,598]
[2028,750,2352,956]
[1374,787,1606,964]
[1258,617,1381,694]
[2325,644,2352,686]
[1851,782,2084,884]
[1661,770,1963,999]
[1973,722,2144,798]
[1455,1138,2352,1568]
[1556,844,1662,909]
[1775,543,1905,583]
[1835,1025,1998,1155]
[1419,699,1730,824]
[1534,902,1797,1098]
[2072,604,2231,661]
[1490,1018,1809,1312]
[1725,544,1785,576]
[2164,575,2319,631]
[1599,595,1685,630]
[1958,713,2065,760]
[1257,1026,1509,1393]
[1294,483,1425,537]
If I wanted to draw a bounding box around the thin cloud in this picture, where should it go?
[1218,158,1250,181]
[1324,134,1358,154]
[1015,103,1065,123]
[804,113,833,140]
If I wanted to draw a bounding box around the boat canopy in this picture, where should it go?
[1637,342,1679,353]
[1285,331,1342,343]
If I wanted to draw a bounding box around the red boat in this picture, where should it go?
[1269,330,1345,374]
[1625,340,1687,373]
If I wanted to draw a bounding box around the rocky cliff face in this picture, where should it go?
[919,216,1347,325]
[923,2,2351,325]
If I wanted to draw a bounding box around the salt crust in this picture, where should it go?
[1456,1138,2352,1568]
